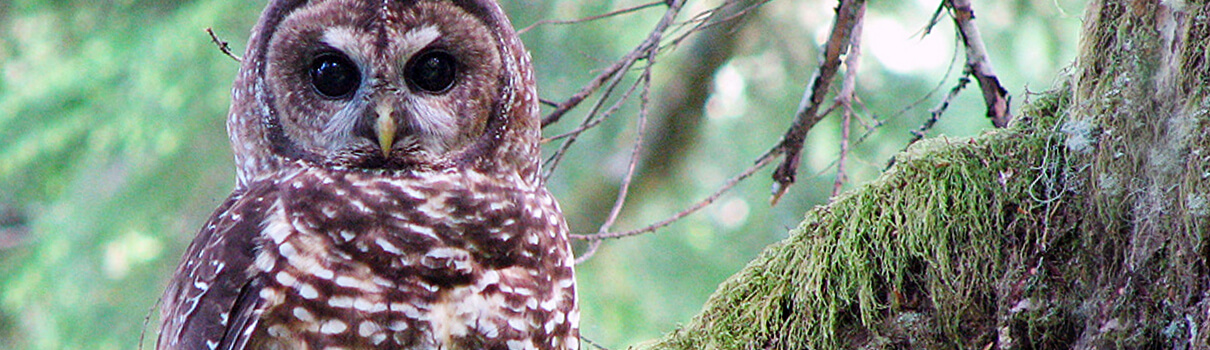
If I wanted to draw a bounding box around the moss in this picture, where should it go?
[626,3,1210,348]
[631,86,1075,349]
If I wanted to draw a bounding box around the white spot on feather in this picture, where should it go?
[293,307,315,322]
[275,271,298,286]
[349,199,371,213]
[335,275,382,292]
[328,295,354,308]
[402,223,439,240]
[263,200,293,244]
[376,238,403,254]
[387,320,409,331]
[320,319,348,334]
[390,302,423,319]
[298,283,319,299]
[278,242,298,259]
[358,320,381,337]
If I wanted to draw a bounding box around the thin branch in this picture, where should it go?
[947,0,1012,127]
[768,0,866,205]
[832,10,864,198]
[660,0,771,50]
[575,52,657,264]
[909,75,971,145]
[576,240,604,265]
[139,296,162,350]
[541,0,688,181]
[833,111,853,198]
[598,67,653,235]
[542,75,645,143]
[518,0,666,35]
[572,153,778,241]
[540,0,686,128]
[541,61,645,181]
[580,335,611,350]
[924,0,948,36]
[206,27,241,62]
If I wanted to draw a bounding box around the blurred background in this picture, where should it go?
[0,0,1082,348]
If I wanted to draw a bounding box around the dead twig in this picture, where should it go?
[659,0,770,50]
[540,0,686,128]
[206,27,241,62]
[541,0,687,182]
[572,153,778,241]
[575,48,657,264]
[138,297,162,350]
[768,0,866,205]
[580,335,611,350]
[909,75,971,145]
[832,8,865,198]
[518,0,666,35]
[947,0,1012,127]
[542,75,644,144]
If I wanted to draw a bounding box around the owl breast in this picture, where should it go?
[246,163,578,349]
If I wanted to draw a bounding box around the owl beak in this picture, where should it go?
[375,104,397,157]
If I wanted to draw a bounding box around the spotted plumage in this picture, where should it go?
[157,0,577,349]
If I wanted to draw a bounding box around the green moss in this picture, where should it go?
[633,87,1074,349]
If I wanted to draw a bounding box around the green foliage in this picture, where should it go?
[1,1,258,349]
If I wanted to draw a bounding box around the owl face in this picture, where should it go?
[258,0,508,170]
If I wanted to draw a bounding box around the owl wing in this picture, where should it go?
[158,184,277,350]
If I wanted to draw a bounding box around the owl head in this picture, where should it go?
[227,0,540,186]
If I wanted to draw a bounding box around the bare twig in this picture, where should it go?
[947,0,1012,127]
[518,0,666,35]
[833,110,853,197]
[909,75,971,145]
[541,55,648,181]
[540,0,686,128]
[139,296,162,350]
[206,27,241,62]
[580,335,611,350]
[541,0,687,181]
[572,153,778,241]
[660,0,770,50]
[924,0,948,36]
[832,10,865,198]
[542,76,645,143]
[575,51,657,264]
[768,0,866,205]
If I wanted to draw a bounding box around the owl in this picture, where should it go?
[156,0,578,349]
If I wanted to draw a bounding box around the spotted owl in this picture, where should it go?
[156,0,578,349]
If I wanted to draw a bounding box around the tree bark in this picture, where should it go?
[628,1,1210,348]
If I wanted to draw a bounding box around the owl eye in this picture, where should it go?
[405,50,457,93]
[309,53,360,98]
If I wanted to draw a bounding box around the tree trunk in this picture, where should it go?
[629,1,1210,348]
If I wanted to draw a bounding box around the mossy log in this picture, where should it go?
[630,1,1210,348]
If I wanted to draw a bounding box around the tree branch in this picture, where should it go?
[769,0,866,205]
[205,27,241,62]
[947,0,1012,127]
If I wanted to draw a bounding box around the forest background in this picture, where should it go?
[0,0,1081,348]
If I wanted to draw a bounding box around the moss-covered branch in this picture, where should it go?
[629,0,1210,348]
[631,88,1073,349]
